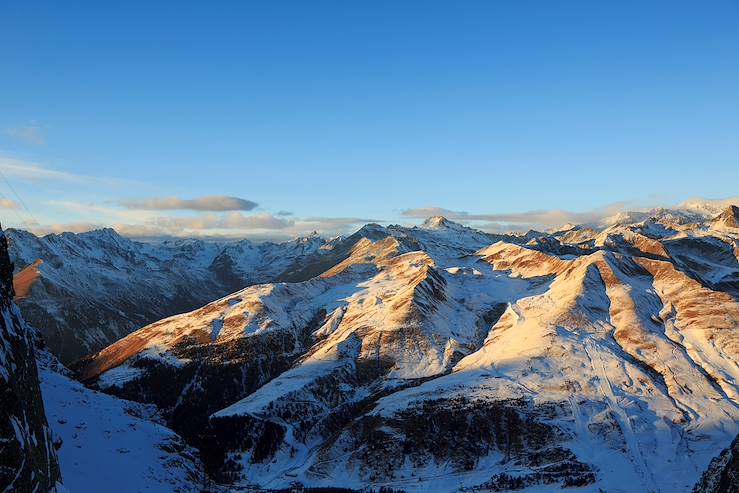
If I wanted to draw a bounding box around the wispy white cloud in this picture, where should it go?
[0,156,135,186]
[121,195,258,211]
[1,125,46,145]
[0,157,85,182]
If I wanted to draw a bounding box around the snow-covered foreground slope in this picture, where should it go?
[71,206,739,492]
[38,350,216,493]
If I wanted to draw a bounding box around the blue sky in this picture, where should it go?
[1,1,738,239]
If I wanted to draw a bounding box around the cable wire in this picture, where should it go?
[0,168,40,229]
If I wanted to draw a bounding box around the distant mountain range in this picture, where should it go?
[2,201,738,492]
[6,227,329,362]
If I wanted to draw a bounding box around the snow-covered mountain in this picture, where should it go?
[6,228,329,362]
[74,205,739,492]
[7,220,529,364]
[1,225,220,493]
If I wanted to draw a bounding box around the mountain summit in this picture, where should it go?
[712,204,739,229]
[421,215,456,228]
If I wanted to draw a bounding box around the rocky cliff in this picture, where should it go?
[0,226,62,492]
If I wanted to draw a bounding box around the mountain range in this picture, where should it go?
[6,227,328,362]
[2,200,738,492]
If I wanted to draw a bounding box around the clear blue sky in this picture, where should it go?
[1,1,738,239]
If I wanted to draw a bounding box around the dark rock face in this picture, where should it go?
[0,228,61,492]
[693,434,739,493]
[312,397,596,488]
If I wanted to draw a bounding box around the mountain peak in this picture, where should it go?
[352,223,387,240]
[712,204,739,229]
[422,215,455,229]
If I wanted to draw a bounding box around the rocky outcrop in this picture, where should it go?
[693,434,739,493]
[320,396,596,488]
[711,205,739,230]
[0,227,61,492]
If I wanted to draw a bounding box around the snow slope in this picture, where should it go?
[38,350,215,493]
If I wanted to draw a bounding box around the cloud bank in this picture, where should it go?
[121,195,258,212]
[152,212,291,231]
[402,202,640,232]
[29,200,377,241]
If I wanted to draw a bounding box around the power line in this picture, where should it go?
[0,168,40,229]
[0,188,33,231]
